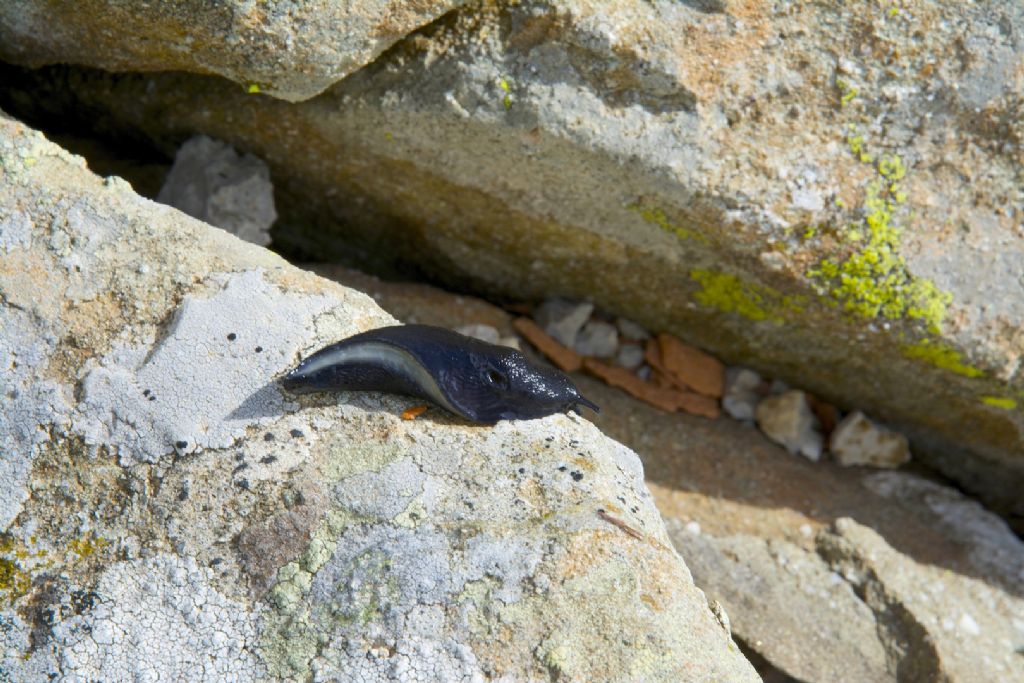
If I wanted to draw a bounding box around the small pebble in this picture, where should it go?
[723,367,762,421]
[685,521,701,535]
[534,298,594,347]
[614,343,645,369]
[615,317,650,340]
[454,323,501,345]
[573,320,618,358]
[830,411,911,468]
[755,390,823,461]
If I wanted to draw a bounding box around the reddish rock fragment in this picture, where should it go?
[583,359,720,419]
[807,395,840,436]
[513,317,583,372]
[676,392,721,420]
[656,332,725,398]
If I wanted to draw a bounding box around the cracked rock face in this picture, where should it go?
[0,0,1017,521]
[0,113,757,681]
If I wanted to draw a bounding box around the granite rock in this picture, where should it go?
[0,112,757,683]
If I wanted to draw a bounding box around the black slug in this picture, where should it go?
[280,324,600,423]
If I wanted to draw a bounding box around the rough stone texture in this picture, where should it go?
[312,265,1024,683]
[0,114,756,682]
[830,410,911,469]
[755,390,823,461]
[534,298,594,348]
[4,0,1019,523]
[0,0,465,102]
[722,367,762,422]
[157,135,277,246]
[573,319,618,358]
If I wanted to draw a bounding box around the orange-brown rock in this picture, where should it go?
[656,333,725,399]
[513,316,582,372]
[583,359,719,419]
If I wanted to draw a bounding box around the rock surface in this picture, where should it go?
[755,390,823,461]
[4,0,1019,523]
[0,114,757,681]
[312,262,1024,683]
[830,411,912,469]
[0,0,464,101]
[157,135,277,246]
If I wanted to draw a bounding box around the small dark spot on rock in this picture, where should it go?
[571,471,583,482]
[569,440,580,448]
[177,485,189,501]
[465,500,475,509]
[255,346,263,353]
[148,394,157,401]
[234,452,244,462]
[210,558,223,566]
[545,436,554,442]
[69,590,98,615]
[227,333,237,341]
[518,467,525,474]
[142,388,150,397]
[289,428,304,438]
[233,463,249,475]
[557,465,567,472]
[260,455,278,464]
[235,478,250,490]
[175,440,188,449]
[263,432,275,442]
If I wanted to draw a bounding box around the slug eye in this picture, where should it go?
[485,368,509,389]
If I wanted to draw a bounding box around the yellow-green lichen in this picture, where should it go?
[837,79,859,107]
[690,269,804,322]
[0,537,48,606]
[902,340,983,378]
[981,396,1017,410]
[499,77,512,110]
[68,533,108,560]
[629,204,707,243]
[246,83,261,94]
[809,140,952,333]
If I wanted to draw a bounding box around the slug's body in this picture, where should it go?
[280,324,599,423]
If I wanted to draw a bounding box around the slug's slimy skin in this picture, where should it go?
[280,324,599,423]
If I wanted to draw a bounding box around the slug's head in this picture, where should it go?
[448,345,600,423]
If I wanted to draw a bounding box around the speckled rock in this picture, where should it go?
[0,0,464,101]
[830,411,911,469]
[755,390,823,461]
[283,265,1024,683]
[0,114,757,682]
[157,135,277,246]
[6,0,1019,523]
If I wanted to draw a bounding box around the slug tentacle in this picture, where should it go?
[281,324,599,423]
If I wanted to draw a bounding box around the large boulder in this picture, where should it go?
[0,0,465,101]
[0,0,1018,520]
[316,264,1024,683]
[0,113,758,681]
